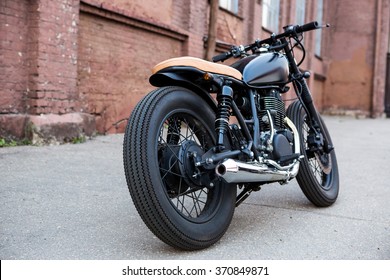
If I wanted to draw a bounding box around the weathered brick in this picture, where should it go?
[77,7,184,133]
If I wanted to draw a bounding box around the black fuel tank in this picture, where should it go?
[242,52,289,86]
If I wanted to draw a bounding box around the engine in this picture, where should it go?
[219,88,301,185]
[256,89,295,164]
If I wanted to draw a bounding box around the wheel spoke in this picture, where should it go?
[157,112,215,219]
[179,122,200,144]
[189,192,199,217]
[160,160,182,180]
[302,117,331,187]
[175,195,192,217]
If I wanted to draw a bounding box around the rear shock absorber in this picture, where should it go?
[167,117,181,144]
[215,85,233,150]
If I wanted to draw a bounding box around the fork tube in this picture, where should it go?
[281,38,332,150]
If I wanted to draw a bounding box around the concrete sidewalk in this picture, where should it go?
[0,116,389,259]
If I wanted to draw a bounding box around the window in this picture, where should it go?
[296,0,306,43]
[262,0,280,32]
[219,0,239,14]
[315,0,323,56]
[295,0,306,26]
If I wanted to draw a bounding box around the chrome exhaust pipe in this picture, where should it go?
[215,158,299,184]
[215,116,301,184]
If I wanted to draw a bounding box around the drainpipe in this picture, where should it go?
[371,0,386,117]
[205,0,219,61]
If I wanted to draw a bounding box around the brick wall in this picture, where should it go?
[1,0,94,143]
[323,0,377,115]
[26,0,80,115]
[183,0,208,58]
[323,0,390,116]
[78,4,185,133]
[0,0,29,115]
[0,0,30,139]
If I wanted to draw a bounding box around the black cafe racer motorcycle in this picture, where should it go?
[123,22,339,250]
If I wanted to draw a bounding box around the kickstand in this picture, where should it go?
[236,186,260,207]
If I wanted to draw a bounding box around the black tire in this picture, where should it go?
[123,86,236,250]
[286,100,339,207]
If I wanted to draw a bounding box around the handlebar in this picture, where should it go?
[212,52,231,63]
[212,21,327,62]
[295,21,320,33]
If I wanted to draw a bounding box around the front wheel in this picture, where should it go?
[286,101,339,207]
[123,86,236,250]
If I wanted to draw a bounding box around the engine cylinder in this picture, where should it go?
[257,89,286,131]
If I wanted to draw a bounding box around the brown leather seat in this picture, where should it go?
[152,56,243,80]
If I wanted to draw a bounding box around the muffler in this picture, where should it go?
[215,116,302,184]
[215,158,299,184]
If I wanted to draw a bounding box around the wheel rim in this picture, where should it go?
[156,112,221,222]
[302,118,333,191]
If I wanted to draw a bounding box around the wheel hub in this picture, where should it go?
[178,140,205,187]
[160,140,205,196]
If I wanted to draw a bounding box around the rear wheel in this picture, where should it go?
[123,86,236,250]
[286,100,339,206]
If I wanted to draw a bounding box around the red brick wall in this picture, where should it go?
[0,0,94,142]
[77,3,186,133]
[182,0,208,58]
[113,0,173,25]
[26,0,80,115]
[323,0,376,114]
[323,0,390,116]
[171,0,191,30]
[1,0,80,115]
[0,0,29,114]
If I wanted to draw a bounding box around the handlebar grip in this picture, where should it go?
[295,21,319,33]
[212,52,231,62]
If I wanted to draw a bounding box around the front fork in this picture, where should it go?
[294,77,333,154]
[281,37,333,154]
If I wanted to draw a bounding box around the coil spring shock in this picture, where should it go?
[215,85,233,150]
[167,117,181,144]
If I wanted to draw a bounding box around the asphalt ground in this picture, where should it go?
[1,116,389,260]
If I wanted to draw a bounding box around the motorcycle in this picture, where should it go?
[123,21,339,250]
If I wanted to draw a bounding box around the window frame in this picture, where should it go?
[219,0,239,15]
[295,0,306,26]
[315,0,324,56]
[262,0,280,33]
